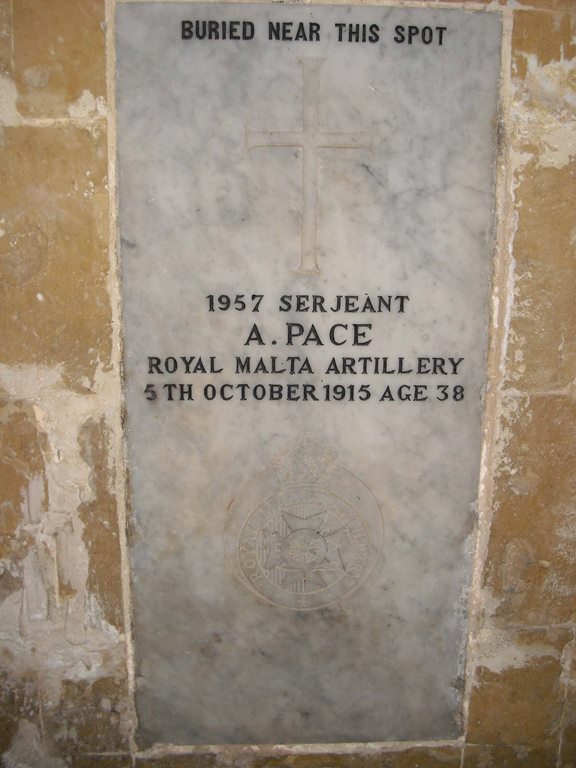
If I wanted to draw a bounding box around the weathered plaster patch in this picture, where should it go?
[68,89,107,121]
[513,10,576,81]
[0,73,22,125]
[0,364,130,758]
[492,390,530,476]
[473,626,563,674]
[78,417,124,630]
[512,56,576,171]
[10,0,106,120]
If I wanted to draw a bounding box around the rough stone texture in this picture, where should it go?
[516,0,576,10]
[482,396,576,625]
[560,638,576,768]
[136,756,219,768]
[377,747,462,767]
[0,0,129,764]
[513,10,576,81]
[467,629,572,753]
[135,748,462,768]
[0,396,46,573]
[73,757,132,768]
[0,0,10,79]
[0,0,575,765]
[465,5,576,766]
[504,10,576,392]
[41,676,129,758]
[505,163,576,391]
[0,402,48,762]
[0,389,130,764]
[463,744,559,768]
[12,0,106,119]
[0,125,111,391]
[0,669,40,755]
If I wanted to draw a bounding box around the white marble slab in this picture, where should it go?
[116,2,501,747]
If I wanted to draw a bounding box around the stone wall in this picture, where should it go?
[0,0,574,766]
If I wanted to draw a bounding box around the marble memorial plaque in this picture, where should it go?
[116,3,501,746]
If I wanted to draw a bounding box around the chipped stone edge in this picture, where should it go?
[106,0,140,756]
[460,0,516,742]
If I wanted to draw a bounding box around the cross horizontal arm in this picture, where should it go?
[246,130,304,150]
[316,131,373,149]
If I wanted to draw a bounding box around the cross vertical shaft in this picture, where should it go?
[301,59,322,274]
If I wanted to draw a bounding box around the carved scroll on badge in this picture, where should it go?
[224,437,384,610]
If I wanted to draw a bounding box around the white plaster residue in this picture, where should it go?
[486,131,520,513]
[560,639,576,689]
[0,73,22,126]
[492,390,528,478]
[68,89,107,120]
[3,721,66,768]
[21,551,49,623]
[68,88,96,118]
[0,363,120,491]
[474,626,562,674]
[499,253,516,381]
[87,592,120,636]
[83,179,96,199]
[512,55,576,171]
[0,591,22,640]
[538,122,576,169]
[523,56,576,112]
[0,362,125,696]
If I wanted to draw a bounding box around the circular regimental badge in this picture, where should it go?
[225,439,383,610]
[237,486,370,609]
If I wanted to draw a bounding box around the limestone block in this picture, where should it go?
[466,628,572,754]
[0,125,111,390]
[12,0,106,119]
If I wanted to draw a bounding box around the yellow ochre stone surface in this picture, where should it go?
[134,748,463,768]
[483,396,576,625]
[12,0,106,119]
[516,0,576,10]
[467,628,572,751]
[0,0,10,79]
[463,744,560,768]
[0,125,111,390]
[560,638,576,766]
[513,10,576,81]
[464,5,576,766]
[505,162,576,389]
[0,0,575,765]
[0,399,44,755]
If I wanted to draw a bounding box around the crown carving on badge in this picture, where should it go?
[271,435,338,485]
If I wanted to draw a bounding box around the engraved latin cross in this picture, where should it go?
[246,57,373,274]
